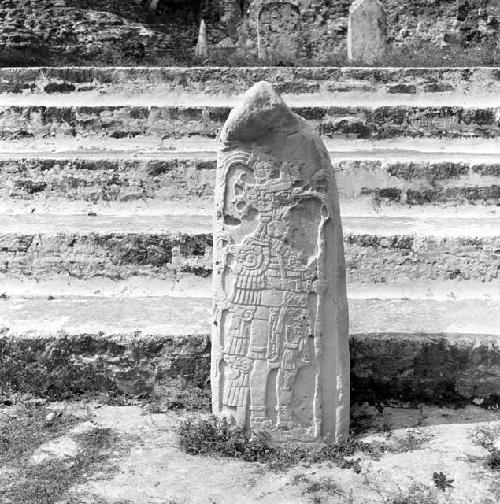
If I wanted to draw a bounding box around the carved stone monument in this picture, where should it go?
[257,1,301,60]
[195,19,208,58]
[347,0,387,64]
[212,82,349,443]
[221,0,242,36]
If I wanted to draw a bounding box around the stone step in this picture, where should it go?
[2,153,499,214]
[2,67,500,97]
[1,104,500,141]
[2,276,499,301]
[2,93,499,108]
[2,136,500,157]
[1,295,498,404]
[1,214,499,284]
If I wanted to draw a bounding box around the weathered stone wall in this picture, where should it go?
[242,0,499,59]
[2,327,499,406]
[0,0,497,62]
[0,0,172,60]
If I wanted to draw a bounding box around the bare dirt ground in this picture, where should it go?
[1,401,499,504]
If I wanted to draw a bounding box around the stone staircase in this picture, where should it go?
[0,67,499,407]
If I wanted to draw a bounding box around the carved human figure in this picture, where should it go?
[212,82,349,442]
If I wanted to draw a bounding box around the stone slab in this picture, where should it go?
[0,214,500,284]
[257,2,301,59]
[2,137,500,158]
[212,81,349,440]
[2,105,500,141]
[2,296,499,338]
[348,0,387,64]
[0,215,498,283]
[2,156,500,212]
[2,214,499,237]
[4,92,500,107]
[1,67,500,97]
[2,277,500,301]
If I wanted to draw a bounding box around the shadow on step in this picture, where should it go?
[1,331,498,417]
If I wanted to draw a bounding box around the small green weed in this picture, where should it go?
[290,473,348,503]
[300,476,346,503]
[472,426,500,471]
[432,471,454,492]
[178,415,372,472]
[390,482,439,504]
[179,415,273,463]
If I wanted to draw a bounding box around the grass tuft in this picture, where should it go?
[432,471,454,491]
[390,482,440,504]
[0,404,132,504]
[472,426,500,471]
[0,404,80,465]
[179,415,273,463]
[1,38,499,67]
[178,415,374,472]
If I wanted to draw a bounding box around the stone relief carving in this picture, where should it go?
[213,151,333,439]
[212,82,349,443]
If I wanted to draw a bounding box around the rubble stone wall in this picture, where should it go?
[0,0,173,60]
[0,0,497,62]
[243,0,499,59]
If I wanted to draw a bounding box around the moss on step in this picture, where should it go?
[0,334,211,402]
[351,332,500,406]
[1,331,498,409]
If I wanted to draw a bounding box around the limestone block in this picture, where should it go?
[347,0,387,64]
[212,82,350,443]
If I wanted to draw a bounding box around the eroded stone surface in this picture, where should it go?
[257,1,301,60]
[3,68,500,97]
[212,82,349,442]
[348,0,387,64]
[3,105,500,142]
